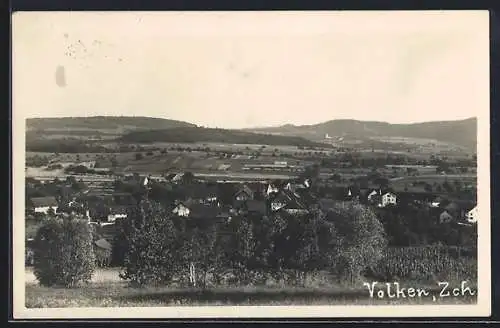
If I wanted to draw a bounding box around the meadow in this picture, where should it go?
[25,268,477,307]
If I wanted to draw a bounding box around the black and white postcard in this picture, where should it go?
[12,10,491,318]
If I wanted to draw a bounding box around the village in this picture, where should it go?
[25,147,478,267]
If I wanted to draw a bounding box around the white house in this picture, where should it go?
[172,203,190,217]
[380,192,397,207]
[171,173,184,183]
[107,213,127,222]
[266,184,279,196]
[465,206,478,224]
[31,196,59,214]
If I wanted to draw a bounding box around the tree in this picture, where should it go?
[177,218,220,288]
[32,216,96,287]
[135,153,144,161]
[119,199,181,286]
[323,203,387,283]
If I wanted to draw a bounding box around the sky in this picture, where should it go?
[12,11,489,129]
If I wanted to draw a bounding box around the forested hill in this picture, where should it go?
[246,118,477,150]
[119,126,331,148]
[26,116,196,134]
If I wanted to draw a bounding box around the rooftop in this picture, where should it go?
[30,196,58,207]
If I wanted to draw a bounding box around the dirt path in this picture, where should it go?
[25,267,123,284]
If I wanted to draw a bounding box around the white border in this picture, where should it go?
[11,10,491,319]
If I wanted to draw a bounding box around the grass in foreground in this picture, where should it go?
[25,281,477,308]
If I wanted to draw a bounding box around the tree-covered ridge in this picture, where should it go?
[119,126,331,148]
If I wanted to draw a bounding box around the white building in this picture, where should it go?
[380,192,397,207]
[266,184,279,196]
[465,206,478,224]
[172,203,190,217]
[31,196,59,214]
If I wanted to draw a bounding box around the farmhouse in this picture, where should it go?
[284,178,311,193]
[266,183,279,196]
[172,203,190,217]
[30,196,59,214]
[380,192,397,207]
[465,205,478,224]
[271,190,308,214]
[234,185,254,201]
[107,206,128,222]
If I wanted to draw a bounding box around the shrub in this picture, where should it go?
[32,216,96,287]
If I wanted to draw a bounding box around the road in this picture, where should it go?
[390,174,477,181]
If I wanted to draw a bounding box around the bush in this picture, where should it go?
[135,153,144,160]
[32,217,96,287]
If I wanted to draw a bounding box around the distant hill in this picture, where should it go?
[26,116,196,135]
[245,118,477,151]
[119,127,330,148]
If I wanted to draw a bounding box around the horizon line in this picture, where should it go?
[25,115,478,130]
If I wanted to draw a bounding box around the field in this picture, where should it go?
[25,268,477,307]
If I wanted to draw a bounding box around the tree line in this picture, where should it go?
[30,198,476,289]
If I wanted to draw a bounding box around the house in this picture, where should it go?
[188,184,219,204]
[78,161,96,169]
[30,196,59,214]
[107,206,128,222]
[165,173,184,183]
[437,201,472,223]
[271,190,308,214]
[140,175,152,187]
[172,203,190,217]
[282,198,309,215]
[439,210,454,223]
[265,183,279,196]
[365,188,396,207]
[271,192,289,212]
[465,205,478,224]
[234,185,254,201]
[380,192,397,207]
